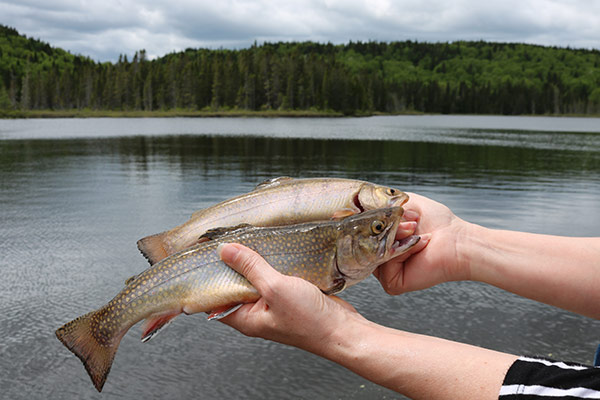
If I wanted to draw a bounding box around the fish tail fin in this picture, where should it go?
[137,231,169,265]
[55,311,123,392]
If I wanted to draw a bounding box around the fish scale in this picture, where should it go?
[56,206,419,392]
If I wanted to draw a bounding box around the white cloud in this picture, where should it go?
[1,0,599,61]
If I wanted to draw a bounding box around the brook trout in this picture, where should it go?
[137,177,409,265]
[56,207,418,392]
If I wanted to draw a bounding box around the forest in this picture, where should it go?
[1,24,600,116]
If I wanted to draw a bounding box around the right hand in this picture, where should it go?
[374,193,473,294]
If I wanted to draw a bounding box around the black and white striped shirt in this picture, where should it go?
[499,356,600,399]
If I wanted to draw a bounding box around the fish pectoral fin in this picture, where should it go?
[331,208,358,219]
[199,224,255,242]
[254,176,295,191]
[197,236,211,244]
[322,278,346,295]
[141,311,180,343]
[206,304,244,321]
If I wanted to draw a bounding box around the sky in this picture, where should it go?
[2,0,600,62]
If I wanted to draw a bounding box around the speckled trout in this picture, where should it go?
[56,207,418,392]
[137,177,409,265]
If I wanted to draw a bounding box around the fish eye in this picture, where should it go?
[386,188,396,196]
[371,220,386,234]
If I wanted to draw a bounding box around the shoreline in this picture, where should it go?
[0,109,598,119]
[0,109,351,119]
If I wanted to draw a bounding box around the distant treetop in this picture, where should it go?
[1,24,599,115]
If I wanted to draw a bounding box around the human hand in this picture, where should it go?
[217,243,366,355]
[374,193,472,294]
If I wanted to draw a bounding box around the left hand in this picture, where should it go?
[217,243,364,354]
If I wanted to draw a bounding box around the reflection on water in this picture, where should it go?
[0,117,599,399]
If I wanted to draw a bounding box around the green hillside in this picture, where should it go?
[2,24,600,116]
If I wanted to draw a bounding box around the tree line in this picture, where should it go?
[2,24,600,115]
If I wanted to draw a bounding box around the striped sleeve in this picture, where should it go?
[499,356,600,399]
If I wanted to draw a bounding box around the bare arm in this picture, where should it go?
[326,321,517,400]
[218,243,517,400]
[376,193,600,319]
[466,225,600,319]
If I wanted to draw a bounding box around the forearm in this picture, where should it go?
[465,224,600,319]
[318,313,516,400]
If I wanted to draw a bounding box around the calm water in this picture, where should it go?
[1,116,599,399]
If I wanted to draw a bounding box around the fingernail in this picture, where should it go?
[217,243,239,261]
[419,233,432,244]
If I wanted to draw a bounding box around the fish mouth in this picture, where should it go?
[390,235,421,257]
[378,210,402,259]
[389,192,409,208]
[384,208,420,257]
[352,193,366,213]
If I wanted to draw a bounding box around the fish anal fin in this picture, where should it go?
[331,208,358,219]
[207,304,243,321]
[198,224,255,242]
[141,311,180,343]
[254,176,294,191]
[137,231,169,265]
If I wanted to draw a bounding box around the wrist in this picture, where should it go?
[315,309,377,362]
[455,220,490,283]
[459,222,516,286]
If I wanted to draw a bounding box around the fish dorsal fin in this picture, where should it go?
[199,223,255,242]
[124,274,137,286]
[253,176,295,191]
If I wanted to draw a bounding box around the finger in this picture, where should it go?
[403,209,420,222]
[390,233,432,262]
[374,234,431,294]
[396,221,417,239]
[404,192,426,215]
[373,233,430,274]
[375,258,406,295]
[404,233,431,256]
[218,243,281,294]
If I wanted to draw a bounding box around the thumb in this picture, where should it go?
[218,243,281,294]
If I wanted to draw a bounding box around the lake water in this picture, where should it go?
[1,115,599,399]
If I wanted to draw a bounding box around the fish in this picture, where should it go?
[55,207,419,392]
[137,177,409,265]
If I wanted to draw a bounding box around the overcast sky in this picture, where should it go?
[3,0,600,62]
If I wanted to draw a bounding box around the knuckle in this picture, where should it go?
[239,252,262,273]
[232,248,266,278]
[379,277,404,295]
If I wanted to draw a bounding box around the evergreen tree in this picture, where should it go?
[1,24,599,115]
